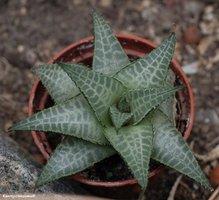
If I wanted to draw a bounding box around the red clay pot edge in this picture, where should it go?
[29,33,195,187]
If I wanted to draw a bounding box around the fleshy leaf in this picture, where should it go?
[151,110,211,189]
[104,119,153,190]
[159,69,176,120]
[11,95,108,145]
[124,86,182,124]
[163,68,175,86]
[37,137,115,186]
[92,11,130,76]
[117,97,130,113]
[60,62,126,126]
[33,64,80,104]
[115,33,176,89]
[109,105,132,129]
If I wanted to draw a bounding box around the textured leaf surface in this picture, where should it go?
[124,86,181,124]
[151,110,211,189]
[159,69,176,120]
[104,120,153,190]
[34,64,80,104]
[109,105,132,129]
[37,137,115,186]
[92,12,130,76]
[115,33,176,89]
[11,95,108,144]
[117,97,130,113]
[60,63,126,125]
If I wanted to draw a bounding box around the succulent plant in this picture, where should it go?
[11,12,211,195]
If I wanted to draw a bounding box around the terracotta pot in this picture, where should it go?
[29,34,195,199]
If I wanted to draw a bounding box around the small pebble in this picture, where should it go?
[193,183,199,190]
[20,7,27,16]
[17,45,25,53]
[183,25,201,45]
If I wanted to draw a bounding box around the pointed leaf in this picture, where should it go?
[124,86,182,124]
[159,69,176,120]
[164,68,175,87]
[104,120,153,190]
[60,63,126,126]
[151,110,211,189]
[117,96,130,113]
[37,137,115,186]
[34,64,80,104]
[109,105,132,129]
[11,95,108,145]
[115,33,176,89]
[92,11,130,76]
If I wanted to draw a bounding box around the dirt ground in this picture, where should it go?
[0,0,219,199]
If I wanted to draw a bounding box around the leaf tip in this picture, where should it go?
[36,177,45,188]
[7,120,28,131]
[92,8,98,17]
[7,125,16,134]
[36,171,50,188]
[8,121,22,132]
[31,65,39,75]
[170,23,177,34]
[202,179,213,191]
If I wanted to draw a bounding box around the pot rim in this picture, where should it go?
[29,33,195,187]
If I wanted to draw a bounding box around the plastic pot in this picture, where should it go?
[29,34,194,199]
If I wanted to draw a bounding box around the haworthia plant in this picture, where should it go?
[123,86,182,124]
[59,62,126,126]
[114,33,176,89]
[12,95,108,145]
[37,137,115,186]
[92,11,130,76]
[33,64,80,104]
[151,110,210,188]
[159,69,176,121]
[11,11,211,197]
[109,105,133,129]
[104,118,153,191]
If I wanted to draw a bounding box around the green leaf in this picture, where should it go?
[11,95,108,145]
[115,33,176,89]
[163,68,175,87]
[151,110,211,189]
[37,137,115,186]
[92,11,130,76]
[104,119,153,190]
[109,105,132,129]
[159,69,176,120]
[60,62,126,126]
[117,97,130,113]
[124,86,182,124]
[33,64,80,104]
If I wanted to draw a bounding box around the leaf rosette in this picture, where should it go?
[11,11,211,194]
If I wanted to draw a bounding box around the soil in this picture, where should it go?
[1,0,219,199]
[80,154,134,182]
[81,155,161,182]
[80,154,161,181]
